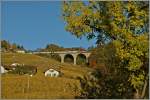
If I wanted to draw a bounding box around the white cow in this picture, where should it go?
[45,69,59,77]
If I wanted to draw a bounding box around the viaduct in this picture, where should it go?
[33,51,91,65]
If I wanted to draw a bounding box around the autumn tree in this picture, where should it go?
[1,40,10,51]
[62,1,149,99]
[46,44,64,52]
[10,43,18,52]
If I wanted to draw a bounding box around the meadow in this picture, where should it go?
[1,53,93,99]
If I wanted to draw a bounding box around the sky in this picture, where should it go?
[1,1,96,50]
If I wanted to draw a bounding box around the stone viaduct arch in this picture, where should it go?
[64,54,74,64]
[33,51,91,65]
[76,54,87,65]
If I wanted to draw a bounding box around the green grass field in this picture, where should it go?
[1,53,93,99]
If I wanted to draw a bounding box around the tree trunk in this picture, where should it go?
[141,79,148,99]
[134,89,140,99]
[134,79,148,99]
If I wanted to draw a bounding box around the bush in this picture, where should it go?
[76,69,135,99]
[75,70,102,99]
[9,65,37,75]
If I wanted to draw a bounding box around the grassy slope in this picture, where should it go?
[1,53,93,99]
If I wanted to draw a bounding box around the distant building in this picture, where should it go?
[16,50,25,53]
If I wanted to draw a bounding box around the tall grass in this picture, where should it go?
[1,74,81,99]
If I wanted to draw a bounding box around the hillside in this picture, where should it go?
[1,53,93,99]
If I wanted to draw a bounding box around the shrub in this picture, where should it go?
[9,65,37,75]
[76,69,135,99]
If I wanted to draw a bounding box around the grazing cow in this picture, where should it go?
[45,69,59,77]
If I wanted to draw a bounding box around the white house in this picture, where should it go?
[45,69,59,77]
[1,66,8,74]
[16,50,25,53]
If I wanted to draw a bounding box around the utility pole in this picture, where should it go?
[27,75,30,99]
[27,75,30,90]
